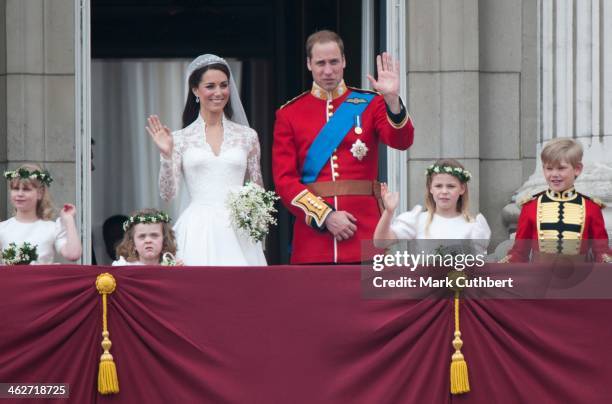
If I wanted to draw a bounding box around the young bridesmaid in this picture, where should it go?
[374,159,491,252]
[113,208,181,266]
[0,164,82,264]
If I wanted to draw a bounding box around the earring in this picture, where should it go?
[195,96,200,103]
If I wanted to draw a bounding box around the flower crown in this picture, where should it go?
[4,168,53,186]
[123,211,171,232]
[426,164,472,183]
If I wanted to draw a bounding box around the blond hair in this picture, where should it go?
[424,159,472,235]
[8,163,56,220]
[305,30,345,59]
[541,138,583,168]
[115,208,177,263]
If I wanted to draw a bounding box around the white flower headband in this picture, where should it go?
[4,168,53,186]
[123,212,171,232]
[426,164,472,183]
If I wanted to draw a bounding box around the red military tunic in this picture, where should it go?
[273,81,415,264]
[506,188,611,263]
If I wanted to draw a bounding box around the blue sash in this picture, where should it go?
[301,91,375,184]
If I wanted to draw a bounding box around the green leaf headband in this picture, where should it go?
[123,212,171,232]
[426,164,472,183]
[4,168,53,186]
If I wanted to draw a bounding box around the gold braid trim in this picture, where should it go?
[386,110,411,129]
[291,189,332,227]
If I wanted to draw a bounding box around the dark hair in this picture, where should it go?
[103,214,129,260]
[182,63,233,128]
[306,30,345,59]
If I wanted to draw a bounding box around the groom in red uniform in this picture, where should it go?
[273,30,415,264]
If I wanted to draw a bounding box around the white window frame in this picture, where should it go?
[384,0,408,213]
[75,0,92,264]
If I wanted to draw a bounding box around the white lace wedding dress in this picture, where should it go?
[159,114,267,266]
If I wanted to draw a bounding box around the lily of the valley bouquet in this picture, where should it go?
[226,182,280,243]
[161,252,179,266]
[2,242,39,265]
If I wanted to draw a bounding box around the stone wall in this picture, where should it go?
[0,0,76,218]
[0,0,7,213]
[407,0,480,214]
[479,0,538,243]
[406,0,538,245]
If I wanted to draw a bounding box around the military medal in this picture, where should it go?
[354,115,363,135]
[350,139,369,161]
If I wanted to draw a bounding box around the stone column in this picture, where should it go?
[0,0,8,213]
[2,0,76,217]
[503,0,612,237]
[406,0,480,210]
[479,0,538,245]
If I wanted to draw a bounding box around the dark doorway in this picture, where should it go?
[92,0,381,263]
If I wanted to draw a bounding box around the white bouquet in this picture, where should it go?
[226,182,280,243]
[161,252,183,266]
[2,242,39,265]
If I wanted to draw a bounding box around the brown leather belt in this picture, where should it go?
[306,180,384,212]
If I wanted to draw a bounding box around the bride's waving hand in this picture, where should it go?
[146,115,173,158]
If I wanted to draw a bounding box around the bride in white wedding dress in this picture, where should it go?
[146,54,267,266]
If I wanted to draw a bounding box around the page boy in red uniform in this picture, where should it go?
[503,138,611,263]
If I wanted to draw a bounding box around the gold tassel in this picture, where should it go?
[96,273,120,394]
[450,290,470,394]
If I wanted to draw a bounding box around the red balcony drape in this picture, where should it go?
[1,266,611,403]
